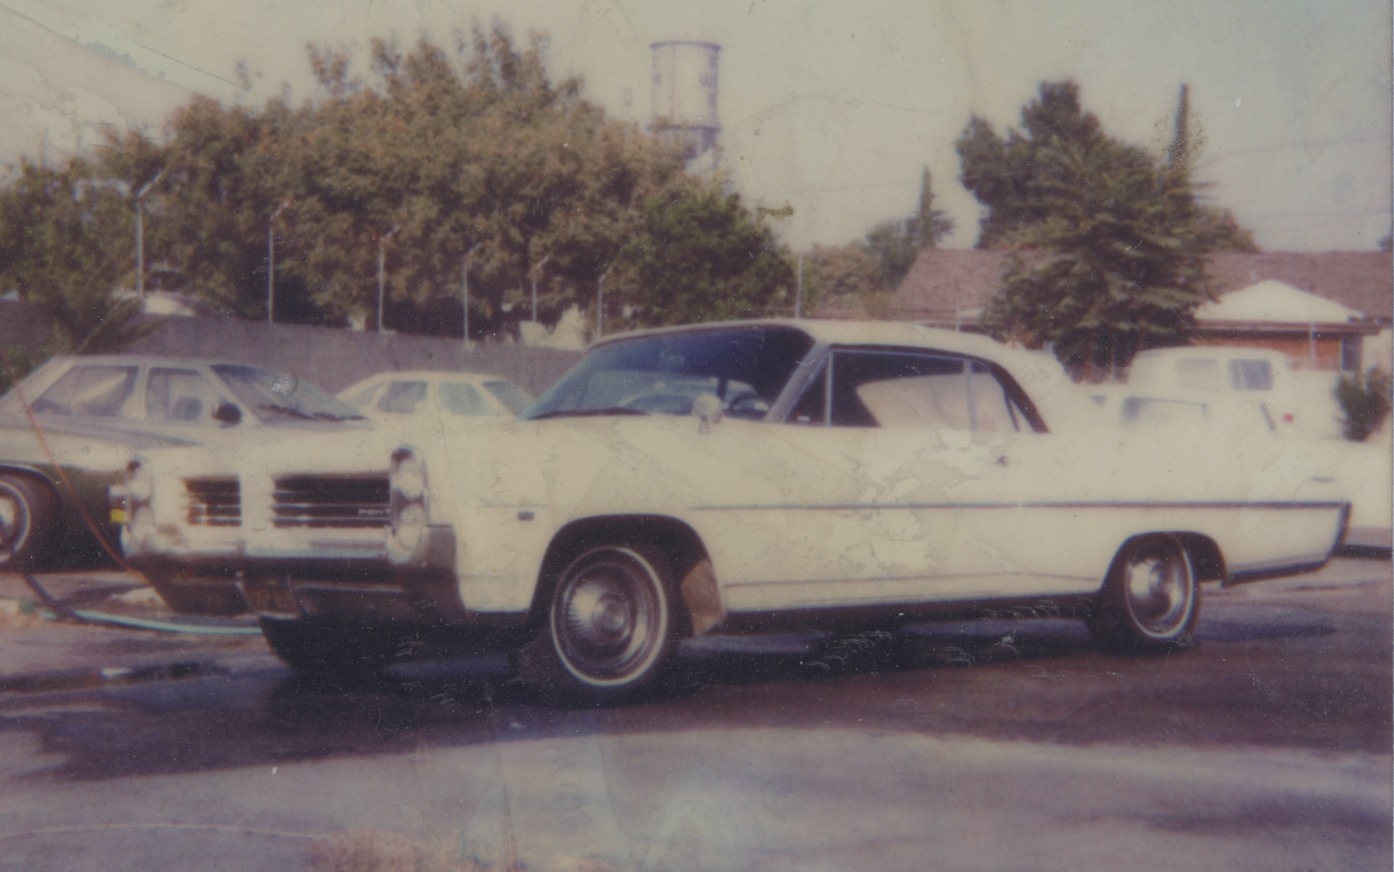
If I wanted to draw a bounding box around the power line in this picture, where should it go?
[1238,207,1392,220]
[1199,136,1389,162]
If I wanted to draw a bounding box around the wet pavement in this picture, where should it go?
[0,559,1388,871]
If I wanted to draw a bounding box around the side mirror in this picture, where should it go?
[692,394,724,432]
[212,402,242,426]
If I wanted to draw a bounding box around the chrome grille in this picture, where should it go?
[272,475,391,529]
[184,477,241,527]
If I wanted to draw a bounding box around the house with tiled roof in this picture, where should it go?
[879,248,1392,373]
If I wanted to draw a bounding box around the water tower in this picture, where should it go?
[649,40,722,169]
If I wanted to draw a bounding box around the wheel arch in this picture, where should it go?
[1174,532,1226,584]
[529,514,716,636]
[0,463,59,500]
[1100,530,1225,590]
[1089,530,1203,654]
[0,464,61,568]
[0,464,66,522]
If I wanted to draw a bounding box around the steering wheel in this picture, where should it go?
[617,392,694,415]
[725,393,770,419]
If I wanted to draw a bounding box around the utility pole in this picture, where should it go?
[134,170,165,299]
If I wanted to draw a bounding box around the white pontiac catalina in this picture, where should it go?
[122,320,1350,703]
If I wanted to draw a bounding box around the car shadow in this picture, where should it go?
[6,578,1384,784]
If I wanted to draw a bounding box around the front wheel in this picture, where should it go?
[0,475,55,571]
[516,545,679,705]
[1088,535,1199,655]
[258,617,403,680]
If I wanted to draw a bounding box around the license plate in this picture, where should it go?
[242,577,300,617]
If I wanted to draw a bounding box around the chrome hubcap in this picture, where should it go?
[0,494,19,549]
[554,551,663,684]
[1125,549,1190,635]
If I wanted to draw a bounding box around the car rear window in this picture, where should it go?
[31,365,139,418]
[1228,359,1274,391]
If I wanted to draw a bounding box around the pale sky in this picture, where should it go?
[0,0,1389,251]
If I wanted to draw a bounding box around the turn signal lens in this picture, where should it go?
[127,458,154,504]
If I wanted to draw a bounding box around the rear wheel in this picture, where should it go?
[1088,535,1199,654]
[516,545,680,704]
[0,474,55,571]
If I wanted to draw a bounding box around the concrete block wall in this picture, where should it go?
[1,301,582,396]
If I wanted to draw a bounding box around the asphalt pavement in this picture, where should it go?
[1,553,1388,696]
[0,569,266,694]
[1,556,1389,872]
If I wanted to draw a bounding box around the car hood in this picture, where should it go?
[0,415,206,449]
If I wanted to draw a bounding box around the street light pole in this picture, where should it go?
[461,241,486,350]
[376,225,399,333]
[795,254,804,318]
[134,170,165,299]
[266,200,290,325]
[596,262,615,340]
[530,254,552,323]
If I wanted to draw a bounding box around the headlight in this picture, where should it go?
[394,456,426,501]
[122,457,156,552]
[389,447,429,553]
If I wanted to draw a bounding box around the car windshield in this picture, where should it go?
[524,325,815,420]
[212,364,365,423]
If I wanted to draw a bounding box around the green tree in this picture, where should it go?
[1335,367,1392,442]
[860,166,954,290]
[913,166,954,249]
[126,99,313,321]
[0,20,776,341]
[277,25,688,336]
[620,182,793,327]
[0,157,152,356]
[957,81,1104,249]
[1162,84,1257,254]
[960,81,1238,378]
[799,243,884,314]
[862,219,919,289]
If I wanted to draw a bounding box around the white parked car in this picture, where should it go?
[1127,346,1294,396]
[337,371,533,423]
[1095,384,1386,552]
[123,321,1349,703]
[1090,386,1279,441]
[0,354,365,597]
[1126,346,1344,437]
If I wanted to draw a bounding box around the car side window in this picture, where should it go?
[30,365,139,418]
[439,383,493,416]
[342,383,384,409]
[147,368,223,423]
[789,349,1026,432]
[483,380,535,416]
[377,381,428,414]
